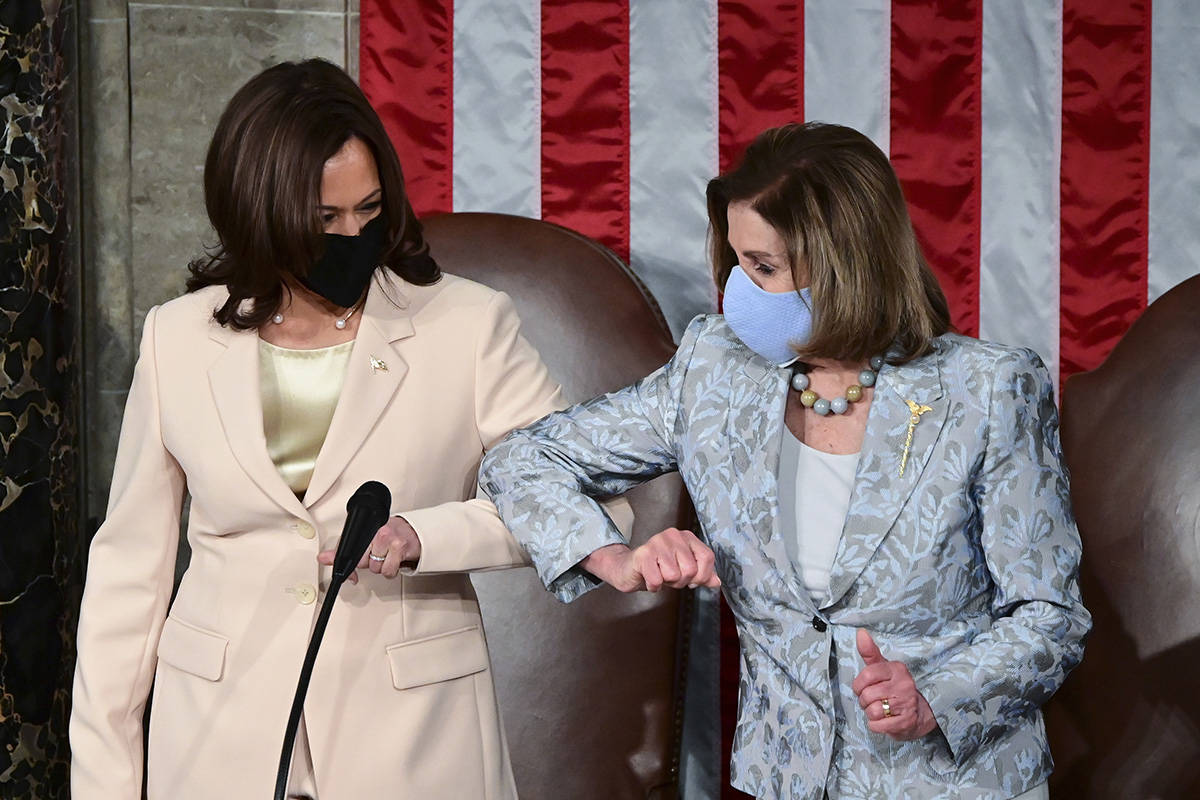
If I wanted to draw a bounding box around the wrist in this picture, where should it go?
[581,543,632,584]
[392,514,421,565]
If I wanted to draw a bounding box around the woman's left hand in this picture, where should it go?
[316,516,422,582]
[851,629,939,740]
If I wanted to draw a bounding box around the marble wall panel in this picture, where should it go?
[81,7,133,515]
[153,0,345,10]
[127,2,347,329]
[0,0,83,797]
[347,10,359,79]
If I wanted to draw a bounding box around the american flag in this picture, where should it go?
[359,1,1198,795]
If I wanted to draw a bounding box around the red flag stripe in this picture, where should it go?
[889,0,983,338]
[540,0,631,260]
[360,0,454,216]
[717,1,804,173]
[1059,0,1151,381]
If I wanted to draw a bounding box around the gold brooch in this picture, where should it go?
[369,356,388,373]
[898,399,933,477]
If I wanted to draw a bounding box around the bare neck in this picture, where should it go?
[257,280,362,349]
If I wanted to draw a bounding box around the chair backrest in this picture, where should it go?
[1046,273,1200,797]
[422,212,694,800]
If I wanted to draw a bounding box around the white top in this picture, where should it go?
[777,426,860,605]
[258,338,355,496]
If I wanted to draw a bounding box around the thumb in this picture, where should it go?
[857,628,886,665]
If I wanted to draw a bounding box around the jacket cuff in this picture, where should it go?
[398,504,527,575]
[918,674,983,767]
[539,522,630,602]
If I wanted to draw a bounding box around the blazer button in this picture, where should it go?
[811,615,827,633]
[293,521,315,539]
[288,583,317,605]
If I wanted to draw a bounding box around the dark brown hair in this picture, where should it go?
[187,58,439,328]
[707,122,950,364]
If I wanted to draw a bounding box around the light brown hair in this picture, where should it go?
[187,59,439,328]
[707,122,950,363]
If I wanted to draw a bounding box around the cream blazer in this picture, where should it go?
[70,272,563,799]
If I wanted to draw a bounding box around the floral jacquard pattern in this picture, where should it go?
[480,316,1090,799]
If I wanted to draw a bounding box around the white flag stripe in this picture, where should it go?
[629,0,720,338]
[452,0,541,216]
[979,0,1063,385]
[804,0,891,155]
[629,7,722,796]
[1149,0,1200,302]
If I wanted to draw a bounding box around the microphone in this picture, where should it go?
[274,481,391,800]
[331,480,392,581]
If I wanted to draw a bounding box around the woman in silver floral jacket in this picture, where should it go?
[480,122,1090,799]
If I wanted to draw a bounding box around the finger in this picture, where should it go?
[666,545,699,588]
[347,571,358,585]
[686,538,717,587]
[366,536,390,573]
[857,629,886,666]
[668,533,702,584]
[851,663,893,696]
[656,552,682,584]
[638,553,664,592]
[857,681,898,711]
[864,694,912,721]
[649,531,687,581]
[317,550,335,566]
[690,554,721,588]
[381,543,403,578]
[866,715,918,739]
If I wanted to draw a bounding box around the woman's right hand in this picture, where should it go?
[582,528,721,592]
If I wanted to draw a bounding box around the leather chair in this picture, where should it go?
[422,212,694,800]
[1045,274,1200,797]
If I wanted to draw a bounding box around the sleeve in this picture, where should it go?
[478,316,707,602]
[400,291,565,574]
[916,348,1092,766]
[70,306,186,798]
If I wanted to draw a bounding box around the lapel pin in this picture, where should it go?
[369,356,388,374]
[898,398,934,478]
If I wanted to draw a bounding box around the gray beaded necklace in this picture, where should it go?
[790,355,883,416]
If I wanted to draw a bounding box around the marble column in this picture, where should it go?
[0,0,83,797]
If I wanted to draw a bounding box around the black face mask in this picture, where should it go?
[301,214,387,308]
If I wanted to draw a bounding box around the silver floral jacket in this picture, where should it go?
[479,315,1090,799]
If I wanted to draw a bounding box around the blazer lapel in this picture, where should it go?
[207,323,309,519]
[303,274,413,507]
[824,347,947,608]
[726,357,816,613]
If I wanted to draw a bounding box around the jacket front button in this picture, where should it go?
[293,521,315,539]
[290,583,317,605]
[811,615,827,633]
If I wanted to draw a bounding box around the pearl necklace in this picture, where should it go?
[271,304,358,330]
[790,355,883,416]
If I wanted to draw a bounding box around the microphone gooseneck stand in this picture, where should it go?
[273,480,391,800]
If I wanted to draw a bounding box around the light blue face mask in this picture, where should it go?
[722,264,813,366]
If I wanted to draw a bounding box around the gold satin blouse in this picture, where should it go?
[258,338,354,496]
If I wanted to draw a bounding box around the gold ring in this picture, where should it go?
[881,698,892,718]
[368,552,387,562]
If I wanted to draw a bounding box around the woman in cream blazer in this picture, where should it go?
[70,60,558,800]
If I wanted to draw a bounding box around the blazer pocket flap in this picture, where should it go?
[386,626,488,690]
[157,616,229,682]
